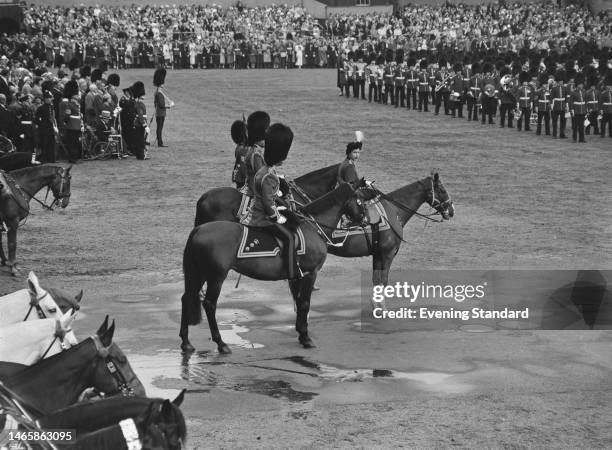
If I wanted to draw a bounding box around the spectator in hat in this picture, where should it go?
[34,90,58,163]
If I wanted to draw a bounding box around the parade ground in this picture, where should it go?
[1,69,611,448]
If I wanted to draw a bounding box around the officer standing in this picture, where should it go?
[551,70,568,139]
[584,74,600,136]
[119,86,136,155]
[599,72,612,138]
[405,58,418,110]
[534,74,552,136]
[153,68,170,147]
[34,90,58,163]
[60,79,82,163]
[467,62,481,122]
[366,60,378,103]
[131,81,150,159]
[417,59,430,112]
[516,71,534,132]
[568,73,587,143]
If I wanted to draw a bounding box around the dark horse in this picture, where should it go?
[0,316,146,414]
[180,183,364,354]
[0,164,72,276]
[194,163,340,225]
[194,166,454,286]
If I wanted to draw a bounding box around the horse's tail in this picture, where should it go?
[194,192,208,228]
[182,227,205,325]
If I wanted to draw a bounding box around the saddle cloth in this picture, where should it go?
[237,226,306,259]
[0,170,29,217]
[331,198,390,243]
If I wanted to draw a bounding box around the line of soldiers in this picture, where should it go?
[337,56,612,142]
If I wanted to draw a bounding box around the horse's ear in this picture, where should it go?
[172,389,186,406]
[161,399,173,418]
[100,320,116,347]
[66,165,73,173]
[75,290,83,304]
[96,315,109,337]
[27,271,41,297]
[433,172,439,182]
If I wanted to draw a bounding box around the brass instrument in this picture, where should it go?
[435,73,450,93]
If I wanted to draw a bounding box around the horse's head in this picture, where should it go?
[90,316,147,398]
[426,172,454,220]
[141,396,187,450]
[50,165,71,209]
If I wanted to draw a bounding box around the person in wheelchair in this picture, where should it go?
[95,110,116,144]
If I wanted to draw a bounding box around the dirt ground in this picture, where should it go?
[1,69,611,449]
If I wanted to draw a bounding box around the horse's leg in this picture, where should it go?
[294,272,317,348]
[202,275,231,354]
[288,279,300,311]
[0,228,6,266]
[180,245,207,352]
[6,226,18,276]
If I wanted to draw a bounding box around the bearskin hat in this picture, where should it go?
[347,51,355,61]
[407,57,416,67]
[495,59,505,72]
[453,62,462,73]
[131,81,145,98]
[247,111,270,146]
[91,68,103,83]
[99,60,109,73]
[80,65,91,78]
[231,120,247,145]
[153,68,167,87]
[555,70,566,83]
[33,67,45,77]
[574,72,585,86]
[482,62,493,74]
[471,62,481,74]
[438,57,447,69]
[419,59,428,69]
[538,73,549,86]
[356,49,364,61]
[500,66,511,77]
[605,70,612,86]
[63,79,79,99]
[264,123,293,167]
[68,58,80,72]
[107,73,120,87]
[566,68,576,81]
[586,74,598,88]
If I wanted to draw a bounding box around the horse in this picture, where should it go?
[0,309,78,365]
[0,271,82,325]
[194,169,454,287]
[180,182,365,354]
[194,163,340,225]
[40,390,186,438]
[0,316,146,414]
[66,399,186,450]
[0,164,72,276]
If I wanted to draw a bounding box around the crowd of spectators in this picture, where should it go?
[0,1,609,72]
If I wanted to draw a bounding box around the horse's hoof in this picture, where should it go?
[312,285,320,291]
[299,337,316,349]
[218,343,232,354]
[181,341,195,353]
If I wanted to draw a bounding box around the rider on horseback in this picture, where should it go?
[241,123,300,280]
[242,111,270,196]
[338,131,372,227]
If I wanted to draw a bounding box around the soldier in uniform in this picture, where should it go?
[231,119,248,189]
[366,60,378,103]
[584,73,600,136]
[479,63,497,125]
[498,70,516,128]
[16,95,35,154]
[467,62,481,121]
[417,59,430,112]
[241,123,299,280]
[449,63,465,118]
[568,73,587,143]
[434,58,450,116]
[119,86,136,155]
[599,72,612,138]
[343,57,353,99]
[153,68,170,147]
[60,79,82,163]
[34,90,58,163]
[393,62,406,108]
[405,58,418,110]
[534,74,552,135]
[131,81,150,159]
[515,71,534,131]
[337,52,347,97]
[243,111,271,196]
[383,63,395,106]
[354,54,366,100]
[376,63,385,104]
[551,70,568,139]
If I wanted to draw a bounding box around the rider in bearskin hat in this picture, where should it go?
[153,68,169,147]
[231,119,248,189]
[243,111,271,196]
[242,123,300,280]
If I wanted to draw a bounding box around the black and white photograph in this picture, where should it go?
[0,0,611,448]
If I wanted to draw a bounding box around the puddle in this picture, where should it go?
[217,309,264,349]
[114,294,157,304]
[459,324,496,333]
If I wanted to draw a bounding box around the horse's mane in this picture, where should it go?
[387,177,430,199]
[301,183,353,216]
[10,164,61,178]
[295,163,339,185]
[76,423,131,450]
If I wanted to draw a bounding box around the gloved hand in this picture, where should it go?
[276,215,287,224]
[277,206,287,211]
[365,180,374,187]
[145,126,150,134]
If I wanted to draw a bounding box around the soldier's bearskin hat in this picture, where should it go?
[438,57,447,68]
[107,73,120,87]
[68,58,80,72]
[574,72,585,86]
[264,123,293,167]
[586,74,598,88]
[407,57,416,67]
[419,59,428,69]
[91,68,103,83]
[80,65,91,78]
[453,62,463,73]
[63,79,79,99]
[482,62,493,74]
[472,62,481,74]
[99,60,109,73]
[131,81,145,98]
[566,68,576,81]
[605,70,612,86]
[231,120,247,145]
[356,49,364,61]
[538,73,549,86]
[555,70,566,83]
[495,59,505,71]
[247,111,270,146]
[500,66,511,77]
[153,68,167,87]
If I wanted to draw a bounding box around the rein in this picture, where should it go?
[92,335,135,397]
[39,324,69,360]
[371,182,446,223]
[22,291,50,321]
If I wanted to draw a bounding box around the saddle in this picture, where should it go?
[237,226,306,259]
[332,197,390,240]
[0,170,29,216]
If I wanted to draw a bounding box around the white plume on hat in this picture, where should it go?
[355,130,364,143]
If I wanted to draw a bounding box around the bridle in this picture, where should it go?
[45,168,71,210]
[22,290,52,321]
[426,178,453,218]
[92,335,136,397]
